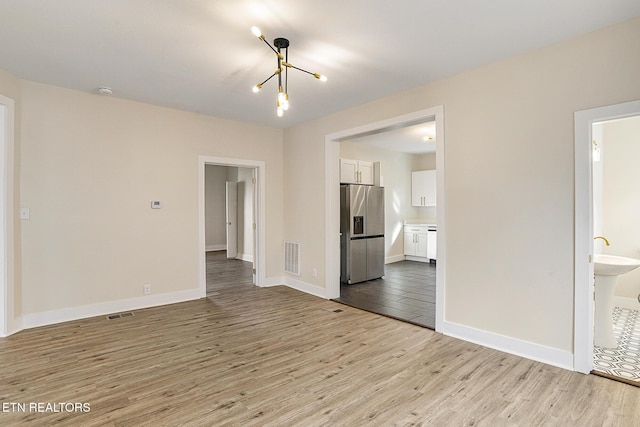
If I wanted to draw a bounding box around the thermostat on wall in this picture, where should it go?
[151,201,162,209]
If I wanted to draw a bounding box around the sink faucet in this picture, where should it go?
[594,236,610,246]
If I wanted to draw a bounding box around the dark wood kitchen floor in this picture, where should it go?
[334,260,436,329]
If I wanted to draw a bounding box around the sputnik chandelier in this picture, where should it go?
[251,26,327,117]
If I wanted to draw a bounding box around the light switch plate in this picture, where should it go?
[20,208,30,220]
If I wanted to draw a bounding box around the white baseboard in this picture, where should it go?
[206,244,226,252]
[237,253,254,263]
[615,296,640,310]
[22,288,202,331]
[385,254,405,264]
[283,276,328,299]
[442,320,574,371]
[405,255,433,263]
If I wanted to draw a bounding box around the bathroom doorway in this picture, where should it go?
[590,115,640,385]
[574,100,640,380]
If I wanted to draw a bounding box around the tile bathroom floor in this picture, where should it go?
[593,306,640,385]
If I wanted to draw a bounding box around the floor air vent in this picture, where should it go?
[284,241,301,276]
[107,312,135,320]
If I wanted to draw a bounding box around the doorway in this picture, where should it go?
[324,106,446,332]
[198,156,266,297]
[333,122,437,328]
[204,165,256,296]
[574,99,640,374]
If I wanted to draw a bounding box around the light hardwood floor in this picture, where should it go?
[1,255,640,425]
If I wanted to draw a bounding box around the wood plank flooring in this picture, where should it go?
[336,260,436,328]
[1,254,640,425]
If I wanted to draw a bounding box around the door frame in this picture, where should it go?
[324,105,446,332]
[574,99,640,373]
[225,181,238,259]
[199,156,266,295]
[0,95,14,337]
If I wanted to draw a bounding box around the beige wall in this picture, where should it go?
[602,116,640,299]
[283,17,640,353]
[19,81,283,315]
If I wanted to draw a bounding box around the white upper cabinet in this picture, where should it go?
[340,159,374,185]
[411,170,436,207]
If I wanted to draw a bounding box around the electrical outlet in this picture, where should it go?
[144,284,152,295]
[312,268,318,278]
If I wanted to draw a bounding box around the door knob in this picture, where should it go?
[227,222,232,225]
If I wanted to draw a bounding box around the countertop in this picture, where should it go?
[404,220,437,228]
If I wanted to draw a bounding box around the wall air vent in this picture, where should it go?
[284,241,301,276]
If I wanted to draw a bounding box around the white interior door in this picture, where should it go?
[226,181,238,259]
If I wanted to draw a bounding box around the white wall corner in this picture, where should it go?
[442,321,574,371]
[22,288,202,331]
[2,315,23,337]
[385,254,406,264]
[260,276,285,287]
[237,253,254,263]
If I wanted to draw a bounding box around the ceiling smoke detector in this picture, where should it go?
[97,86,113,96]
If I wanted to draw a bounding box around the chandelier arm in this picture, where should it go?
[258,72,278,87]
[259,37,281,57]
[286,64,315,76]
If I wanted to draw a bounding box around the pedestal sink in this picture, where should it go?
[594,254,640,348]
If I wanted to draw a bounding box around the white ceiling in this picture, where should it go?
[346,121,437,154]
[1,1,639,129]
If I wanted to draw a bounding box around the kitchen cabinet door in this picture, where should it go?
[404,232,416,256]
[416,232,428,258]
[411,170,436,206]
[358,161,374,185]
[340,158,359,184]
[340,158,375,185]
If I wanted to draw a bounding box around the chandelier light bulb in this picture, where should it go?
[313,72,328,82]
[252,84,261,93]
[277,106,284,117]
[251,26,262,38]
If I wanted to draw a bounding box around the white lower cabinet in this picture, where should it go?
[404,226,428,258]
[404,225,436,262]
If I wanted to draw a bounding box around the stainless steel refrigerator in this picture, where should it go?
[340,184,385,284]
